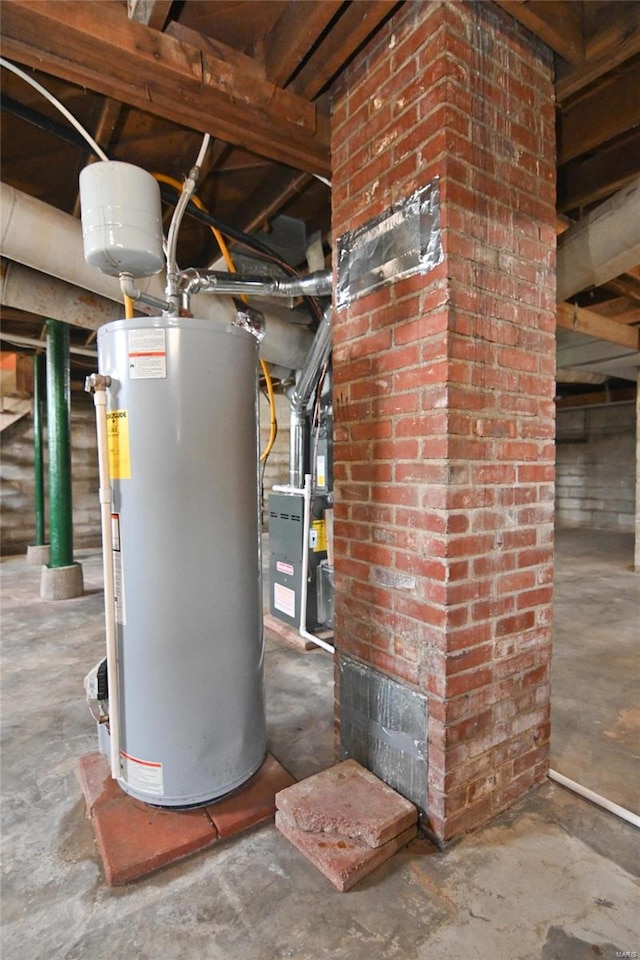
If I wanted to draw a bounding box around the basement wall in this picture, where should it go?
[556,402,636,531]
[1,390,290,555]
[0,395,100,556]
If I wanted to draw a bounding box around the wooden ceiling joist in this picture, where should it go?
[289,0,400,100]
[558,58,640,165]
[556,2,640,102]
[263,0,343,89]
[493,1,585,65]
[0,0,331,176]
[558,130,640,213]
[557,302,640,350]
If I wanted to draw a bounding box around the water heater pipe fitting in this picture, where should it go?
[85,372,122,781]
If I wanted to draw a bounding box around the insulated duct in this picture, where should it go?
[557,176,640,302]
[179,268,332,299]
[1,259,122,329]
[0,182,314,369]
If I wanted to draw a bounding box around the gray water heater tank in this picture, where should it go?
[97,315,266,806]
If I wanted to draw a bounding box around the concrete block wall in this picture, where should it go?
[556,402,636,531]
[331,0,555,841]
[1,395,101,556]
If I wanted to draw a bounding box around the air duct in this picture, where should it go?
[557,176,640,302]
[1,259,122,329]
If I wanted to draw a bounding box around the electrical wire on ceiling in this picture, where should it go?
[0,58,109,162]
[1,54,323,440]
[0,57,325,326]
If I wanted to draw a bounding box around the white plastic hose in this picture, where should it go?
[548,769,640,829]
[299,474,334,654]
[0,58,110,162]
[92,385,121,780]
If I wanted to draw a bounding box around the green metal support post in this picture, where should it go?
[40,319,83,598]
[33,351,46,546]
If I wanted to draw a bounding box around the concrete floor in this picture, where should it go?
[552,528,640,814]
[1,539,639,960]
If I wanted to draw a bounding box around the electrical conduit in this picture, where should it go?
[87,374,121,780]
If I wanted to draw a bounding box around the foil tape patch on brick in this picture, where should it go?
[339,655,428,819]
[336,178,443,309]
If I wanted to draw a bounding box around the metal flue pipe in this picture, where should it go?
[0,183,314,369]
[179,268,332,300]
[287,306,332,488]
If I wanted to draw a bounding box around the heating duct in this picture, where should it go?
[557,176,640,303]
[0,181,314,370]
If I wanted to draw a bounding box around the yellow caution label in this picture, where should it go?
[312,519,327,553]
[106,409,131,480]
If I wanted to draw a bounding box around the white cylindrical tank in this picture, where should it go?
[80,161,164,277]
[97,315,266,806]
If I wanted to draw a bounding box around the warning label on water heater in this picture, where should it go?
[128,328,166,380]
[120,750,164,796]
[106,410,131,480]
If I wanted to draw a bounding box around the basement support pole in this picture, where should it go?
[26,351,50,565]
[40,319,83,599]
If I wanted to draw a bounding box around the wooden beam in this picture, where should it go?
[0,1,331,176]
[164,21,267,82]
[127,0,173,31]
[589,297,640,326]
[583,1,640,64]
[557,302,640,350]
[558,130,640,213]
[602,275,640,305]
[290,1,400,99]
[493,1,585,64]
[556,386,637,407]
[558,59,640,165]
[556,10,640,103]
[263,1,344,88]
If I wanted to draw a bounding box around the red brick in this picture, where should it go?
[93,797,217,885]
[332,0,554,844]
[276,814,417,892]
[77,751,124,815]
[275,760,416,847]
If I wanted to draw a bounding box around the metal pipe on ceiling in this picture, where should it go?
[0,331,97,358]
[1,259,123,329]
[0,182,315,370]
[179,267,332,299]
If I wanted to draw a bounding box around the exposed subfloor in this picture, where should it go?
[1,537,639,960]
[552,528,640,815]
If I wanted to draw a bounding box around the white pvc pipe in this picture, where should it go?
[298,473,335,655]
[548,769,640,829]
[92,384,121,780]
